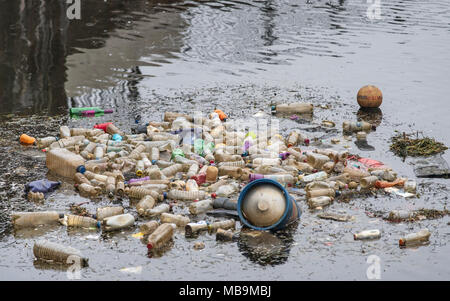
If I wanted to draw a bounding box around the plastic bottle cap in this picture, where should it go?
[163,192,168,199]
[59,213,65,219]
[371,125,377,131]
[304,139,310,145]
[96,221,101,228]
[335,191,342,197]
[76,165,86,174]
[211,193,217,199]
[151,160,157,164]
[147,243,153,250]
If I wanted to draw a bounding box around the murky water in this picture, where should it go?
[0,0,449,280]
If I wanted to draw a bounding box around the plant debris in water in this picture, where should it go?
[69,202,90,217]
[412,208,449,220]
[390,132,447,157]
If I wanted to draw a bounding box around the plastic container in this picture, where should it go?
[60,215,100,229]
[253,158,281,166]
[306,153,331,169]
[11,211,62,228]
[185,179,199,192]
[46,148,86,179]
[206,166,219,182]
[28,191,44,201]
[126,186,161,201]
[343,121,375,133]
[136,195,156,216]
[307,196,333,209]
[145,203,170,217]
[161,163,183,177]
[37,137,57,149]
[160,213,190,227]
[147,223,174,250]
[140,221,160,235]
[237,179,301,231]
[404,179,417,193]
[103,214,135,231]
[33,240,88,267]
[218,166,243,179]
[59,126,71,139]
[216,229,238,242]
[215,182,239,197]
[208,219,236,234]
[167,189,206,201]
[189,199,213,215]
[76,183,101,197]
[399,229,431,247]
[300,171,328,183]
[20,134,36,145]
[95,206,124,221]
[271,103,313,114]
[354,229,381,240]
[360,176,379,189]
[186,163,199,178]
[185,221,208,237]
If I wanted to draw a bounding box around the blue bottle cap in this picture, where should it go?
[96,221,101,228]
[163,192,168,199]
[151,160,157,165]
[335,191,341,197]
[76,165,86,174]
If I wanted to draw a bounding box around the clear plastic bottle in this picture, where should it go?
[354,229,381,240]
[215,182,239,197]
[343,121,375,133]
[360,176,379,189]
[216,228,238,242]
[399,229,431,246]
[185,221,208,238]
[207,219,236,234]
[94,144,105,160]
[186,163,199,178]
[103,214,135,231]
[207,179,228,192]
[218,166,243,178]
[76,183,102,197]
[128,144,146,160]
[11,211,62,228]
[145,203,170,217]
[189,199,213,215]
[59,126,71,139]
[95,206,124,221]
[252,158,281,166]
[151,147,160,162]
[300,171,328,183]
[160,213,190,227]
[306,153,331,169]
[37,137,57,149]
[272,103,313,114]
[136,195,156,216]
[135,160,145,177]
[167,189,206,201]
[80,142,97,159]
[28,191,44,201]
[46,148,86,179]
[161,163,183,177]
[147,223,174,250]
[307,196,333,209]
[186,179,199,192]
[83,171,108,183]
[306,188,337,199]
[404,179,417,194]
[126,186,162,201]
[60,214,100,229]
[33,240,88,267]
[140,221,160,235]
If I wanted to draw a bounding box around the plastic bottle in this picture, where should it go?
[404,179,417,194]
[354,229,381,240]
[167,189,206,201]
[343,167,370,182]
[399,229,431,247]
[147,223,174,250]
[150,147,160,162]
[208,219,236,234]
[186,163,199,179]
[307,196,333,209]
[160,213,190,227]
[343,121,375,133]
[94,144,105,160]
[28,191,44,201]
[83,171,108,183]
[252,157,281,166]
[216,229,238,242]
[75,183,102,197]
[386,210,412,222]
[11,211,62,228]
[59,126,71,139]
[189,199,213,215]
[185,221,208,238]
[208,179,228,192]
[95,206,124,221]
[186,179,199,192]
[215,182,239,197]
[60,215,100,229]
[169,180,185,190]
[80,142,97,159]
[271,103,313,114]
[33,240,88,267]
[306,153,331,169]
[37,137,57,149]
[128,144,146,160]
[126,186,162,201]
[250,174,295,185]
[139,221,160,235]
[46,148,86,179]
[137,195,156,216]
[218,166,243,179]
[161,163,183,177]
[300,171,328,183]
[205,166,218,182]
[103,214,135,231]
[145,203,170,217]
[360,176,379,189]
[307,188,339,199]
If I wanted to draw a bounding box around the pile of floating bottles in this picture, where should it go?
[14,104,430,266]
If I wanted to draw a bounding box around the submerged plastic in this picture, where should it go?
[25,179,61,194]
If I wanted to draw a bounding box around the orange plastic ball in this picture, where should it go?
[357,85,383,108]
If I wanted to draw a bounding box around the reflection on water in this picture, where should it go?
[0,0,450,114]
[237,222,297,266]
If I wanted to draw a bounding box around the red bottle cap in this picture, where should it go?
[211,193,217,199]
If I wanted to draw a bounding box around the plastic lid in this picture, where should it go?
[335,191,341,197]
[59,213,65,219]
[151,160,157,164]
[371,125,377,131]
[240,181,287,228]
[163,192,168,199]
[96,221,101,228]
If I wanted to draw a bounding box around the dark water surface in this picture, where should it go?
[0,0,449,280]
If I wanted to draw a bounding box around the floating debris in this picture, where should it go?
[390,132,447,157]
